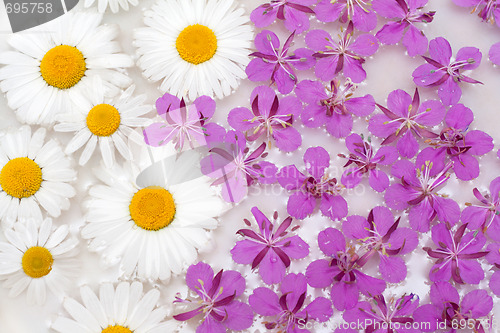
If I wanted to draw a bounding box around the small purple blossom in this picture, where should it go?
[306,228,386,311]
[250,0,316,34]
[295,79,375,138]
[277,146,348,221]
[343,206,418,283]
[413,282,493,332]
[339,133,398,192]
[462,177,500,240]
[368,88,445,158]
[315,0,377,32]
[485,242,500,296]
[228,85,302,152]
[453,0,500,28]
[412,37,482,105]
[423,223,488,284]
[246,30,315,94]
[231,207,309,285]
[373,0,435,56]
[249,273,333,332]
[173,262,253,332]
[489,41,500,65]
[306,22,379,83]
[200,131,277,203]
[385,157,460,232]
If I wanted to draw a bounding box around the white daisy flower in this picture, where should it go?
[0,11,133,126]
[81,148,224,281]
[54,77,152,168]
[84,0,138,14]
[52,281,178,333]
[134,0,253,101]
[0,218,78,305]
[0,126,76,227]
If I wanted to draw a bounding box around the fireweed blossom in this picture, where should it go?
[489,41,500,65]
[306,228,386,311]
[452,0,500,28]
[413,281,493,332]
[339,133,398,192]
[340,293,419,333]
[485,242,500,296]
[412,37,482,105]
[423,223,488,284]
[368,88,445,158]
[315,0,377,32]
[143,93,224,150]
[250,0,316,34]
[385,157,460,232]
[173,262,253,332]
[343,206,418,283]
[295,79,375,138]
[249,273,333,332]
[200,131,277,203]
[277,146,348,221]
[306,22,379,83]
[418,104,493,181]
[227,85,302,152]
[372,0,435,56]
[246,30,315,94]
[462,177,500,240]
[230,207,309,284]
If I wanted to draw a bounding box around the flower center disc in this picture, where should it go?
[101,325,132,333]
[0,157,42,198]
[22,246,53,278]
[129,186,176,231]
[86,104,121,137]
[40,45,86,89]
[176,24,217,65]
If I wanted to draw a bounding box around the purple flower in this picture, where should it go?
[418,104,493,181]
[143,93,224,150]
[385,157,460,232]
[295,79,375,138]
[462,177,500,240]
[246,30,315,94]
[412,37,482,105]
[423,223,488,284]
[173,262,253,332]
[250,0,316,35]
[343,206,418,283]
[413,282,493,332]
[339,133,398,192]
[489,41,500,65]
[306,22,379,83]
[315,0,377,32]
[277,146,348,221]
[368,88,445,158]
[231,207,309,284]
[341,294,419,333]
[200,131,277,203]
[249,273,333,332]
[306,228,386,310]
[453,0,500,28]
[228,85,302,152]
[485,242,500,296]
[373,0,435,56]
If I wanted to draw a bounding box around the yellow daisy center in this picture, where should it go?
[40,45,86,90]
[86,104,121,137]
[22,246,53,278]
[102,325,133,333]
[0,157,42,198]
[129,186,176,231]
[176,24,217,65]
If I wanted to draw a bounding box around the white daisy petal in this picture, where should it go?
[63,298,102,332]
[80,286,108,328]
[52,317,91,333]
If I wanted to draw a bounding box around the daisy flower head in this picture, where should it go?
[0,126,76,228]
[81,150,224,281]
[52,281,177,333]
[134,0,253,101]
[84,0,138,14]
[54,77,152,168]
[0,218,78,305]
[0,11,133,126]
